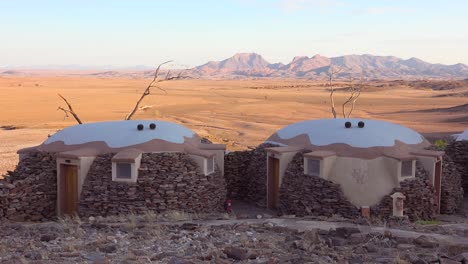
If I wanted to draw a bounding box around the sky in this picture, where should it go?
[1,0,467,68]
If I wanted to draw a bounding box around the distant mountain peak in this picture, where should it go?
[188,53,468,79]
[292,56,309,62]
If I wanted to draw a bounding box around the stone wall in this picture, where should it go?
[0,152,57,221]
[79,152,227,217]
[440,154,464,214]
[372,163,438,221]
[224,143,278,206]
[445,141,468,195]
[224,150,252,199]
[279,152,360,218]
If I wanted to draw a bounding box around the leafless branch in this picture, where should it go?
[347,77,363,118]
[328,64,343,119]
[57,94,83,124]
[125,61,187,120]
[342,76,363,118]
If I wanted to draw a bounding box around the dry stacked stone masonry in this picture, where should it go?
[278,152,360,218]
[0,152,57,221]
[445,140,468,195]
[79,152,227,217]
[425,144,464,214]
[439,154,464,214]
[372,163,438,221]
[224,143,278,206]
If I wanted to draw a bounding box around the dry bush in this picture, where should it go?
[165,210,192,221]
[58,214,85,238]
[394,255,411,264]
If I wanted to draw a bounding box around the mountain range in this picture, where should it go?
[189,53,468,79]
[2,53,468,79]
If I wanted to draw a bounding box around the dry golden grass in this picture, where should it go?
[1,76,467,175]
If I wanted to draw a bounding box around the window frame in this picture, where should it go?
[400,160,414,178]
[206,156,215,175]
[188,154,216,176]
[115,162,132,179]
[112,161,139,183]
[304,158,321,176]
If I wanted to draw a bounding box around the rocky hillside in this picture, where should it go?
[189,53,468,79]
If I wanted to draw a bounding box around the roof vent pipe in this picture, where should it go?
[149,123,156,130]
[137,124,144,131]
[358,121,365,128]
[345,121,352,128]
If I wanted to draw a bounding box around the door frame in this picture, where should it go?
[267,156,280,209]
[434,157,442,214]
[58,162,79,216]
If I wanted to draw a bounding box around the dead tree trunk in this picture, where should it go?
[328,65,342,119]
[57,94,83,124]
[125,61,186,120]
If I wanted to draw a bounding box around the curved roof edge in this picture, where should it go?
[266,118,427,148]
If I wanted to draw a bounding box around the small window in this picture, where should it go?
[401,160,413,177]
[306,158,320,176]
[206,156,215,174]
[116,163,132,179]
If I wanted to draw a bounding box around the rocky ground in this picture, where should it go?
[2,214,468,264]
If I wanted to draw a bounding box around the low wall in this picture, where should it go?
[372,163,438,221]
[79,152,227,217]
[224,143,278,206]
[279,152,360,218]
[0,152,57,221]
[440,154,464,214]
[224,150,252,199]
[445,141,468,194]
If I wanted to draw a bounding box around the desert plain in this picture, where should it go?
[1,75,467,176]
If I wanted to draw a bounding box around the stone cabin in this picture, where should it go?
[0,120,226,221]
[225,118,452,220]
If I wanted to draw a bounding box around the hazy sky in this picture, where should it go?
[1,0,467,68]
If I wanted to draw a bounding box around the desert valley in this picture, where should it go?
[1,56,468,176]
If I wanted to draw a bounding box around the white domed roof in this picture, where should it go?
[44,120,196,148]
[457,129,468,141]
[266,118,425,148]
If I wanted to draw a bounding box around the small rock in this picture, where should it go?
[99,243,117,253]
[332,237,348,247]
[82,252,106,261]
[397,243,416,250]
[181,223,199,230]
[40,233,58,242]
[349,233,366,244]
[132,249,147,256]
[223,246,248,261]
[335,227,361,238]
[374,257,394,263]
[413,235,439,248]
[365,243,378,253]
[24,251,43,260]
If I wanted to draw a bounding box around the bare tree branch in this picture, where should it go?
[341,75,363,118]
[342,79,356,118]
[328,64,343,119]
[347,76,363,118]
[125,61,187,120]
[57,94,83,124]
